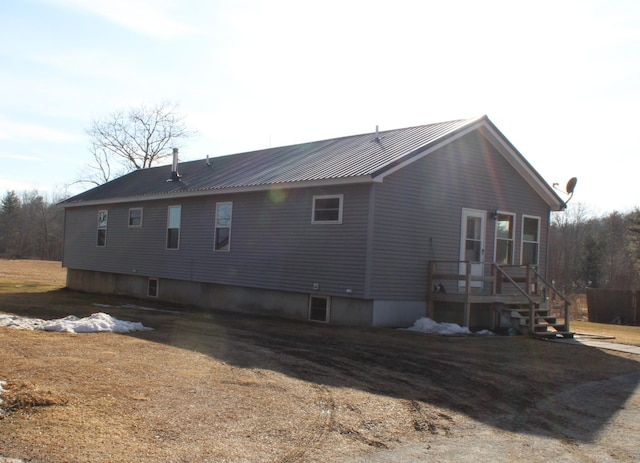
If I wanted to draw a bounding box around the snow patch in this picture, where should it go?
[474,329,495,336]
[404,317,493,336]
[0,312,152,333]
[93,303,181,314]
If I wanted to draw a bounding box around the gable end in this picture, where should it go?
[372,117,565,211]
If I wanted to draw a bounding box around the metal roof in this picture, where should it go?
[60,115,565,209]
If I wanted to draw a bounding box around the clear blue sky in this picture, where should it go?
[1,0,638,215]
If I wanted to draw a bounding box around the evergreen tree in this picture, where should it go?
[0,190,65,260]
[626,208,640,285]
[0,191,21,257]
[579,230,603,288]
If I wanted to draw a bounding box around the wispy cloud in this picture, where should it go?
[0,115,80,143]
[0,152,41,162]
[40,0,195,39]
[31,49,141,83]
[0,175,47,193]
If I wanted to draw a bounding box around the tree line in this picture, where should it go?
[0,190,65,261]
[548,204,640,293]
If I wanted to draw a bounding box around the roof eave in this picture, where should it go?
[59,175,375,208]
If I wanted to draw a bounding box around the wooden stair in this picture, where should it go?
[428,262,574,337]
[502,303,574,339]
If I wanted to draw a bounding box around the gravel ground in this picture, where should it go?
[339,370,640,462]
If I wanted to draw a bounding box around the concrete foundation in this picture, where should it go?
[66,269,424,327]
[431,301,495,331]
[372,300,426,328]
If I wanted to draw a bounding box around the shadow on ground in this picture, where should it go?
[6,289,640,445]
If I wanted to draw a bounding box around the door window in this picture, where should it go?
[465,216,483,262]
[459,209,486,289]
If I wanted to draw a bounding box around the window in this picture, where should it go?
[494,213,515,265]
[128,208,143,227]
[167,205,181,249]
[309,295,330,322]
[521,216,540,265]
[148,278,158,297]
[214,202,232,251]
[312,194,343,224]
[97,210,108,247]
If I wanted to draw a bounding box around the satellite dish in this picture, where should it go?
[566,177,577,195]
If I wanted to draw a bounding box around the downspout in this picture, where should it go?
[61,206,68,288]
[61,206,67,267]
[363,182,376,301]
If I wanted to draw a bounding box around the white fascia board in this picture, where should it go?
[60,175,374,208]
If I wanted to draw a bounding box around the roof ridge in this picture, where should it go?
[199,117,483,162]
[60,116,491,205]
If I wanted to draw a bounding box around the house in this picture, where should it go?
[60,115,569,331]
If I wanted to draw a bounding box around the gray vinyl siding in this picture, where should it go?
[63,184,370,298]
[368,131,551,300]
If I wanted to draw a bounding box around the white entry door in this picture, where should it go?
[459,208,486,289]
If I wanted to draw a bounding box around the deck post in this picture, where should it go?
[491,264,496,295]
[464,262,471,327]
[529,301,535,334]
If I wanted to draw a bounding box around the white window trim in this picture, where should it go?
[520,214,541,265]
[493,211,515,265]
[148,278,159,298]
[312,194,343,224]
[166,205,181,250]
[308,295,331,323]
[97,210,108,247]
[128,207,143,228]
[214,201,232,252]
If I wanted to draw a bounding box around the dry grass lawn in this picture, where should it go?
[1,260,640,463]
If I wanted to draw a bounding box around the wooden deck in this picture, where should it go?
[427,261,573,337]
[429,292,545,305]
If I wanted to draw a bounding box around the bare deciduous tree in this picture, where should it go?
[78,102,195,186]
[549,204,640,293]
[0,190,64,260]
[549,202,592,292]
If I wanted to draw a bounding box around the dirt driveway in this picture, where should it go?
[1,301,639,462]
[1,261,640,462]
[342,369,640,462]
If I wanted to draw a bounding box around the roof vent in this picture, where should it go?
[167,148,182,182]
[374,125,384,146]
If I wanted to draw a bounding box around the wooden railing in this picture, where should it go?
[492,264,537,333]
[428,261,571,333]
[527,265,571,333]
